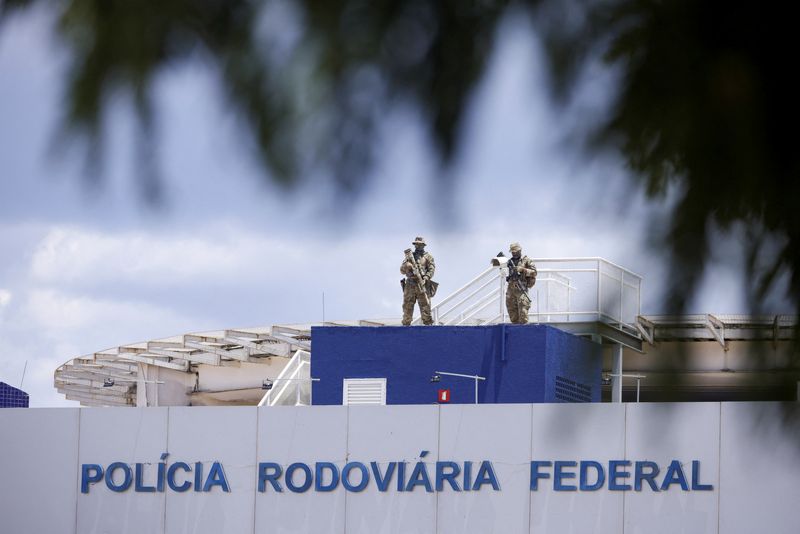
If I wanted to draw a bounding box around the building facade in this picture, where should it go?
[1,402,799,533]
[0,381,28,408]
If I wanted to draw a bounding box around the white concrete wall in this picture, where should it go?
[1,402,799,534]
[0,408,79,534]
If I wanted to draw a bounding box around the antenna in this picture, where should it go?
[20,360,28,388]
[322,292,326,324]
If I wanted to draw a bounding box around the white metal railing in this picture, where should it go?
[257,350,312,407]
[414,258,642,334]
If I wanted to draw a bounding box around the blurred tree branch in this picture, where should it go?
[1,0,798,316]
[537,0,799,316]
[1,0,506,198]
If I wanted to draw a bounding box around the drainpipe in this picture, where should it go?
[612,344,623,403]
[500,323,507,362]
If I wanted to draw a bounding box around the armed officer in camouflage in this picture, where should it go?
[400,237,437,325]
[505,242,537,324]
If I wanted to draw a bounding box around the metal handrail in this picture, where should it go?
[437,272,502,322]
[434,266,496,310]
[532,257,644,279]
[455,293,501,326]
[420,258,642,331]
[270,362,306,406]
[258,350,311,407]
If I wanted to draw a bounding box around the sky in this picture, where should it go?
[0,6,770,407]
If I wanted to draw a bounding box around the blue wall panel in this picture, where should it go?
[544,327,603,402]
[0,381,29,408]
[311,325,601,405]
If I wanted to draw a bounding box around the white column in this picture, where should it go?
[612,344,623,403]
[153,366,159,407]
[136,363,148,407]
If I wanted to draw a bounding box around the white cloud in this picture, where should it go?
[0,288,208,408]
[23,357,76,408]
[0,333,78,407]
[0,288,11,308]
[29,226,305,286]
[22,289,201,350]
[25,222,664,322]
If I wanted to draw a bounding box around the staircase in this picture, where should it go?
[415,257,641,335]
[257,350,312,407]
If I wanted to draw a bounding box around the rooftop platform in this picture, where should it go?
[51,258,798,407]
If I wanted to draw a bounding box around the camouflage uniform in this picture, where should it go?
[401,237,436,326]
[505,243,537,324]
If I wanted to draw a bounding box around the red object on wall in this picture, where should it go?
[438,389,450,403]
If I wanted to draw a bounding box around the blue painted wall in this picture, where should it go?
[311,325,601,405]
[0,381,29,408]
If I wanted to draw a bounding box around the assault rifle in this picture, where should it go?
[403,248,439,298]
[506,257,531,305]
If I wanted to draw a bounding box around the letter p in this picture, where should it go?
[81,464,104,494]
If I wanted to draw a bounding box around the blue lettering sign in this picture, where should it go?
[472,461,499,491]
[167,462,191,492]
[343,462,370,492]
[691,460,713,491]
[609,460,632,491]
[435,461,461,492]
[530,461,552,490]
[286,463,313,493]
[530,459,711,492]
[258,462,282,492]
[579,461,605,491]
[554,461,577,491]
[462,461,472,492]
[203,462,230,493]
[371,462,395,492]
[105,462,132,492]
[81,464,103,494]
[315,462,340,492]
[634,461,660,491]
[134,463,156,493]
[79,456,714,495]
[660,460,688,491]
[406,455,433,493]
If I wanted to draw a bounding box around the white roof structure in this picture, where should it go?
[635,314,798,347]
[54,321,405,407]
[55,325,312,407]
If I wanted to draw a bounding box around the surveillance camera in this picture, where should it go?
[430,374,441,383]
[490,252,508,267]
[103,378,115,387]
[262,379,274,391]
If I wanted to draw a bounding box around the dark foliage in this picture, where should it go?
[2,0,799,314]
[1,0,508,199]
[537,0,799,314]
